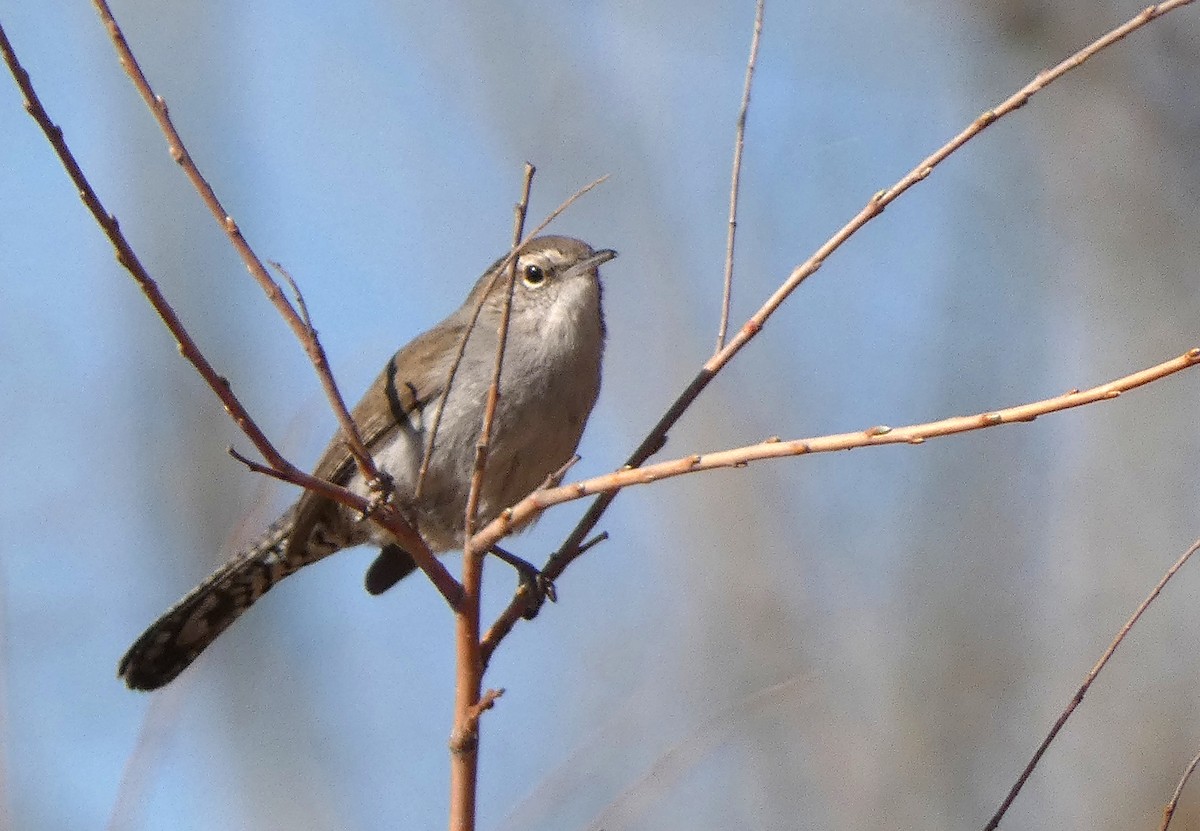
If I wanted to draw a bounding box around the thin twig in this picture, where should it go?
[716,0,763,352]
[1160,749,1200,831]
[87,0,458,592]
[416,174,609,498]
[984,536,1200,830]
[481,0,1198,659]
[270,260,312,330]
[480,346,1200,659]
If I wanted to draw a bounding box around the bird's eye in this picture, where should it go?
[522,263,546,287]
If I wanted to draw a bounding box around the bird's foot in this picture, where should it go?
[488,545,556,618]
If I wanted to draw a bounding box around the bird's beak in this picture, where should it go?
[580,248,618,271]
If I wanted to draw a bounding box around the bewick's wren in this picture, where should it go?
[118,235,617,691]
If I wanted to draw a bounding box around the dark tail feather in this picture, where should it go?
[118,512,300,691]
[363,543,417,595]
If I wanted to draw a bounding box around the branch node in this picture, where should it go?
[357,472,396,521]
[577,531,609,556]
[541,454,581,489]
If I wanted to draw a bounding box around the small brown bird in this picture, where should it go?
[118,236,617,690]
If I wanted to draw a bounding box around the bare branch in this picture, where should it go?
[0,20,290,476]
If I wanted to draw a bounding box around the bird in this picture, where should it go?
[118,235,617,690]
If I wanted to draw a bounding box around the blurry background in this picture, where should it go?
[2,1,1200,829]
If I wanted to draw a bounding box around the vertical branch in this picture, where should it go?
[716,0,764,352]
[447,165,535,831]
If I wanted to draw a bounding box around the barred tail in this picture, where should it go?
[118,511,302,691]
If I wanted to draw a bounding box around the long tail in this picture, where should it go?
[118,510,303,691]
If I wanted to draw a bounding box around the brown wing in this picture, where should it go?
[283,321,462,561]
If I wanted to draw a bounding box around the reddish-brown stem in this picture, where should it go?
[448,164,535,831]
[89,0,380,484]
[87,0,460,595]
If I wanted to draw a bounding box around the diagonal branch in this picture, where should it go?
[88,1,406,503]
[83,0,466,596]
